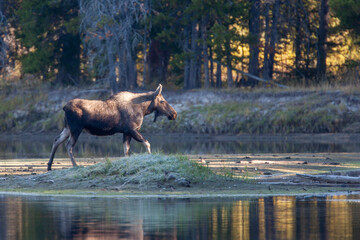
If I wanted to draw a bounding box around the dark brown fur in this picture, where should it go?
[47,84,176,170]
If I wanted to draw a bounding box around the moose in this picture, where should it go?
[47,84,177,171]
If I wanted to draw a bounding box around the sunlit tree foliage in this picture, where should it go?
[0,0,359,89]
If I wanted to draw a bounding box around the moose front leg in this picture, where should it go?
[128,129,151,154]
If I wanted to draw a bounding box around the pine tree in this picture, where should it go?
[17,0,80,84]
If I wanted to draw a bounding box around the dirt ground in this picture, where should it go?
[0,153,359,196]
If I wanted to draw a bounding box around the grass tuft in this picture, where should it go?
[49,154,223,188]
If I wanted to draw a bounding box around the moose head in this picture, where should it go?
[151,84,177,122]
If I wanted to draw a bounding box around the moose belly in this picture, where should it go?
[84,121,121,136]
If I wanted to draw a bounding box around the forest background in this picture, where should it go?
[0,0,359,91]
[1,0,360,135]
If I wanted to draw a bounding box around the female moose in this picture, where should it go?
[47,84,177,170]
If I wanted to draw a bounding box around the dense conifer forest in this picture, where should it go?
[0,0,359,91]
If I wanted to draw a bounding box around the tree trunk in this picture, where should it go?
[263,2,270,80]
[142,0,149,88]
[209,45,214,87]
[225,29,233,88]
[148,39,169,84]
[298,0,311,84]
[183,25,190,89]
[317,0,329,82]
[118,45,127,90]
[56,32,81,86]
[142,22,147,87]
[162,50,170,84]
[202,16,210,88]
[0,5,7,75]
[268,0,280,80]
[126,49,137,89]
[106,37,117,94]
[189,20,199,89]
[226,64,233,88]
[216,63,222,88]
[196,55,202,88]
[248,0,260,84]
[294,0,302,74]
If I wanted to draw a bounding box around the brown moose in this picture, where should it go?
[47,84,177,170]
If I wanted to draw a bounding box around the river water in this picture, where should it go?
[1,194,360,240]
[1,133,360,239]
[1,133,360,159]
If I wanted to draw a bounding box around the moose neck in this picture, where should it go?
[135,92,155,116]
[144,99,156,116]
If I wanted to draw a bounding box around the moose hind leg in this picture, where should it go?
[123,134,132,156]
[48,127,70,171]
[143,141,151,154]
[66,130,81,167]
[129,130,151,154]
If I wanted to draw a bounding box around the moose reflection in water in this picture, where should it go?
[1,195,359,240]
[47,84,177,170]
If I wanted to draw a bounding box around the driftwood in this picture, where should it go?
[297,173,360,184]
[215,61,289,89]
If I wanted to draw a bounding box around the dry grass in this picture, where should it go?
[71,154,215,184]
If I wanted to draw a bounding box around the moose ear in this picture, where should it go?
[154,84,162,97]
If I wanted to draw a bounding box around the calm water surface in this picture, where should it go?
[1,133,360,159]
[1,194,360,240]
[1,134,360,239]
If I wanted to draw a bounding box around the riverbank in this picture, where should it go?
[1,86,360,134]
[1,153,359,196]
[1,86,359,196]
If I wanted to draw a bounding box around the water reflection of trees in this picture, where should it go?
[1,195,359,239]
[1,134,358,159]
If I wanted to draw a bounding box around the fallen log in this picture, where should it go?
[296,174,360,184]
